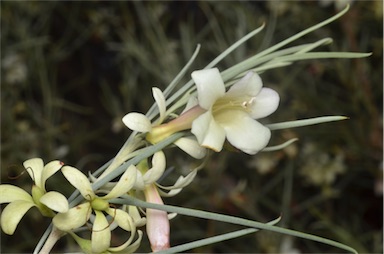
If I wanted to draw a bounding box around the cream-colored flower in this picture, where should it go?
[53,165,137,253]
[122,87,207,159]
[132,151,198,196]
[191,68,279,154]
[133,151,167,190]
[0,158,68,235]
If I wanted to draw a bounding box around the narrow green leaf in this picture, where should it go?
[114,197,357,254]
[205,24,265,69]
[273,52,372,63]
[147,45,201,121]
[266,116,348,131]
[262,138,299,152]
[157,228,258,254]
[157,216,282,253]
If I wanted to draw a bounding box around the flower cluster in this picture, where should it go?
[0,7,370,253]
[127,68,279,155]
[1,68,280,253]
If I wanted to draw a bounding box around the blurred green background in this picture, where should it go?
[1,1,382,253]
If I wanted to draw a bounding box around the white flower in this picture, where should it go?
[191,68,279,154]
[53,164,137,253]
[0,158,68,235]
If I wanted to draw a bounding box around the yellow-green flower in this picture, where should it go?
[0,158,68,235]
[52,164,137,253]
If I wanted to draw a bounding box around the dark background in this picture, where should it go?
[1,1,382,253]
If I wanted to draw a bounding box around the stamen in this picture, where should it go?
[212,96,253,115]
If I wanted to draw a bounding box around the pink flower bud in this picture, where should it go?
[144,184,170,251]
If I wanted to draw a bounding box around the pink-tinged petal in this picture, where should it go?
[1,200,35,235]
[92,210,111,253]
[122,112,152,133]
[226,71,263,98]
[103,165,137,199]
[191,68,225,110]
[220,111,271,155]
[191,111,226,152]
[144,184,170,252]
[40,191,69,213]
[249,87,280,119]
[53,203,91,231]
[0,185,33,204]
[23,158,44,187]
[41,160,64,190]
[61,166,95,200]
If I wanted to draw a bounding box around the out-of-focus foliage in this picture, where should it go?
[1,1,382,253]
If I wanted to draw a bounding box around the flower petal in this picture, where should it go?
[106,207,134,231]
[62,166,95,200]
[92,210,111,253]
[68,232,92,253]
[1,200,35,235]
[191,111,226,152]
[152,87,167,123]
[53,203,91,231]
[109,230,143,253]
[191,68,225,110]
[159,169,197,191]
[220,111,271,154]
[129,206,146,227]
[133,170,145,190]
[157,170,198,197]
[23,158,44,187]
[40,191,69,213]
[248,87,280,119]
[41,160,63,189]
[103,165,137,199]
[157,188,182,197]
[174,137,207,159]
[0,185,33,204]
[142,151,166,185]
[144,184,170,252]
[107,231,135,252]
[226,71,263,97]
[122,112,152,133]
